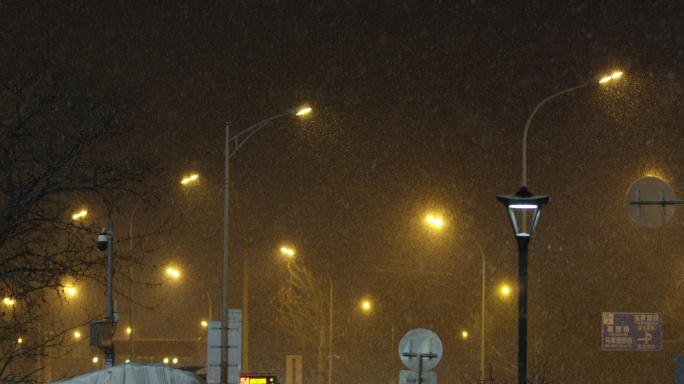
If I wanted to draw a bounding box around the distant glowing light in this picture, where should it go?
[462,331,468,338]
[201,321,208,327]
[163,358,169,364]
[17,338,22,343]
[74,332,81,338]
[4,298,14,305]
[93,357,99,363]
[280,247,294,256]
[362,301,371,310]
[167,269,180,278]
[72,210,88,220]
[502,286,510,294]
[427,216,443,226]
[173,358,178,364]
[65,287,75,295]
[296,107,312,115]
[127,327,132,334]
[181,174,199,184]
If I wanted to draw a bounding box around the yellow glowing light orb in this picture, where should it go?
[173,358,178,364]
[181,174,199,184]
[72,210,88,220]
[65,287,75,295]
[17,338,22,343]
[427,216,443,226]
[127,327,132,334]
[4,297,14,305]
[201,321,208,327]
[74,332,80,338]
[167,269,179,277]
[462,331,468,338]
[93,357,99,363]
[163,358,169,364]
[296,107,312,115]
[280,247,294,255]
[502,287,510,294]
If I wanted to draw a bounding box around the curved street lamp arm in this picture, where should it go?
[228,110,294,158]
[521,77,598,187]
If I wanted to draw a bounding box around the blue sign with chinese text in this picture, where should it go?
[602,312,661,351]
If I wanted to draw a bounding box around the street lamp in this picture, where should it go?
[498,72,622,384]
[221,106,311,384]
[166,267,212,322]
[426,215,487,378]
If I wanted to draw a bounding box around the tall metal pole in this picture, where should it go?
[328,274,333,384]
[129,224,133,362]
[516,236,530,384]
[480,244,485,378]
[242,238,249,373]
[105,220,115,367]
[467,237,487,378]
[521,79,598,187]
[222,123,230,384]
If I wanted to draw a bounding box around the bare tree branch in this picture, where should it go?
[0,56,158,383]
[274,259,328,384]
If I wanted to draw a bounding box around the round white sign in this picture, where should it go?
[398,328,442,371]
[626,176,677,229]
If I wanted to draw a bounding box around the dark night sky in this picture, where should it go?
[5,1,684,382]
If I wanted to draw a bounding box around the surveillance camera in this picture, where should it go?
[97,234,108,251]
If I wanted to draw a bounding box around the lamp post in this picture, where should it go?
[327,273,333,384]
[222,106,311,384]
[427,215,486,378]
[497,72,622,384]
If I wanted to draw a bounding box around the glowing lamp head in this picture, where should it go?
[427,216,443,227]
[181,174,199,184]
[295,107,312,115]
[599,71,623,83]
[497,186,549,238]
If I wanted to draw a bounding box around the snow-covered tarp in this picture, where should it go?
[51,362,206,384]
